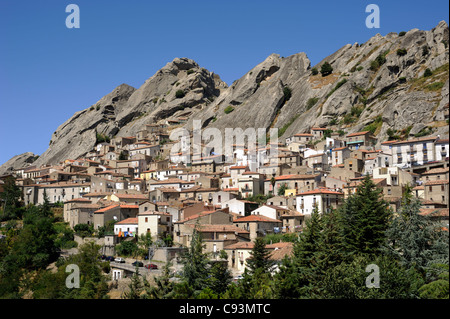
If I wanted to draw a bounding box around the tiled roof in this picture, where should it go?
[266,174,318,181]
[115,194,148,200]
[188,224,250,234]
[115,217,138,225]
[94,205,119,213]
[234,215,282,223]
[422,167,449,175]
[297,188,344,196]
[424,179,449,186]
[346,131,370,137]
[419,208,449,217]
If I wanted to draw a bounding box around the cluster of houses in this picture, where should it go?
[1,121,449,274]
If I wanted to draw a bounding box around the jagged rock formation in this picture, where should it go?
[33,58,227,166]
[0,152,37,176]
[2,21,448,170]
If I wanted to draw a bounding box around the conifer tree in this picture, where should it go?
[180,224,210,292]
[339,175,391,256]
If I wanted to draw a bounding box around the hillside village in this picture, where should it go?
[1,119,449,281]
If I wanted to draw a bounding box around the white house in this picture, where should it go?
[392,137,437,167]
[296,189,344,215]
[435,138,449,161]
[250,204,291,221]
[114,217,138,237]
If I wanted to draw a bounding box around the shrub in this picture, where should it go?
[283,86,292,101]
[343,113,355,124]
[224,106,234,114]
[311,67,318,75]
[370,51,389,71]
[399,31,406,36]
[356,66,364,71]
[414,126,433,137]
[425,82,444,91]
[306,97,319,110]
[363,115,383,134]
[424,68,433,77]
[186,69,194,75]
[399,77,407,83]
[175,90,185,99]
[320,62,333,76]
[327,79,347,98]
[396,48,408,56]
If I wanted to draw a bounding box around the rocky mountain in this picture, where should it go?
[1,21,448,172]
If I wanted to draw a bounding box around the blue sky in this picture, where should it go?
[0,0,448,166]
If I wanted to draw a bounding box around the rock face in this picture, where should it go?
[2,21,448,169]
[0,152,37,176]
[33,58,227,166]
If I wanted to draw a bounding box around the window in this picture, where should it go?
[145,217,148,223]
[429,186,432,192]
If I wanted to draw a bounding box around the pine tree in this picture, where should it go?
[122,265,143,299]
[143,261,174,299]
[180,224,210,292]
[274,206,323,298]
[320,61,333,76]
[246,237,275,276]
[339,175,391,256]
[208,260,232,296]
[383,197,449,274]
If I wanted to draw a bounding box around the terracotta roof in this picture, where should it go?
[115,194,148,200]
[175,210,218,223]
[188,224,250,234]
[266,174,318,181]
[293,133,313,137]
[422,168,449,175]
[139,210,171,216]
[424,179,449,186]
[347,131,370,137]
[224,242,254,250]
[230,165,249,170]
[120,205,139,209]
[297,188,344,196]
[94,205,119,213]
[381,140,398,144]
[392,136,437,145]
[234,215,282,223]
[115,217,138,225]
[419,208,449,217]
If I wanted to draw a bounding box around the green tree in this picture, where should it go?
[320,254,423,299]
[383,197,449,274]
[320,62,333,76]
[180,224,210,292]
[277,182,288,196]
[246,237,275,276]
[143,261,175,299]
[207,260,232,296]
[283,86,292,101]
[0,176,24,221]
[273,206,323,298]
[338,175,391,256]
[123,265,144,299]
